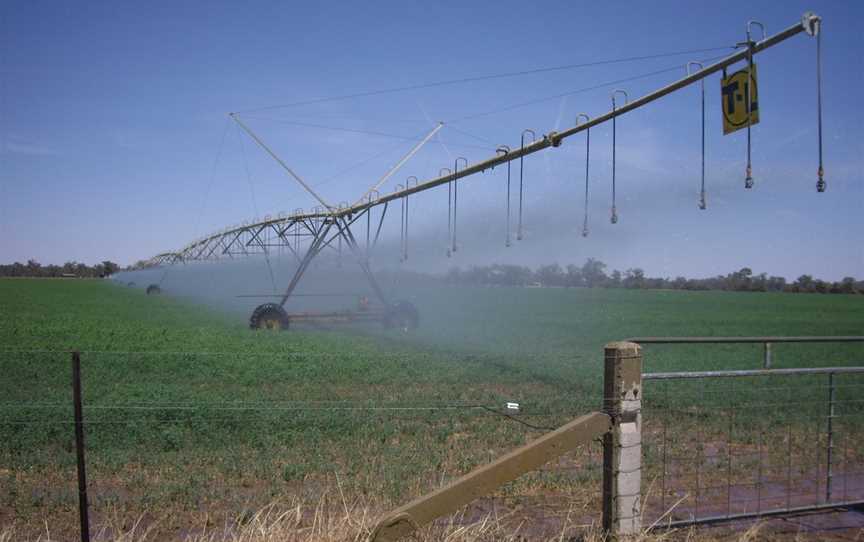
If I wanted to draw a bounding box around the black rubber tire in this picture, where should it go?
[127,281,136,287]
[249,303,290,331]
[384,300,419,331]
[146,284,161,295]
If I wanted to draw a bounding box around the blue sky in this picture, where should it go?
[1,1,861,280]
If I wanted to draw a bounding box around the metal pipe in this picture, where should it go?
[643,366,864,381]
[811,15,825,192]
[452,158,467,254]
[496,146,511,247]
[745,21,766,189]
[440,168,452,257]
[576,114,590,237]
[405,177,417,261]
[610,90,628,224]
[396,184,405,262]
[71,351,91,542]
[628,336,863,344]
[687,62,707,209]
[518,130,536,240]
[826,371,836,501]
[649,500,864,531]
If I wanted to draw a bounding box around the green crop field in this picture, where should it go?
[1,278,862,539]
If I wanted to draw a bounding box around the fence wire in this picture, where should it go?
[0,349,605,541]
[641,371,864,527]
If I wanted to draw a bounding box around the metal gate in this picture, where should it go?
[634,337,864,528]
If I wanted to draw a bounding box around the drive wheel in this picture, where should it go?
[249,303,290,331]
[146,284,161,295]
[384,300,419,331]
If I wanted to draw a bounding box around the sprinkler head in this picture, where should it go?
[817,168,826,192]
[698,195,707,210]
[582,228,589,238]
[745,166,753,189]
[610,207,618,224]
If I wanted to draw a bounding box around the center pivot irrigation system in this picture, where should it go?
[143,12,825,331]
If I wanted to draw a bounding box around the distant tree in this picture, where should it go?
[767,276,787,292]
[536,263,565,287]
[564,264,583,287]
[623,268,645,289]
[752,272,768,292]
[581,258,608,288]
[840,277,857,295]
[26,259,41,275]
[795,274,815,293]
[101,261,120,277]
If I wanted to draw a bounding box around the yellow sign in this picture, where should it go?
[721,64,759,135]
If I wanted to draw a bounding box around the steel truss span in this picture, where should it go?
[140,13,822,329]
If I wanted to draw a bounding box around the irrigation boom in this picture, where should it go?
[142,12,823,330]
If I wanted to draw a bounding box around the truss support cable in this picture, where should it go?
[354,122,443,207]
[230,113,335,212]
[518,130,535,240]
[234,46,738,114]
[236,122,277,292]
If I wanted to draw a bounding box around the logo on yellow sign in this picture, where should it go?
[721,64,759,135]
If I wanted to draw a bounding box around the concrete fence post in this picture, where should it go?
[602,341,643,536]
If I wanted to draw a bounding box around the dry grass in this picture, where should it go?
[0,494,846,542]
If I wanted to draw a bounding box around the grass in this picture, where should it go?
[0,277,862,540]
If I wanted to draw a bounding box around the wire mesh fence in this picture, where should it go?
[641,367,864,528]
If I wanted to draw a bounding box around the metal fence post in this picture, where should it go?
[602,341,643,536]
[826,371,835,502]
[71,351,91,542]
[763,342,772,368]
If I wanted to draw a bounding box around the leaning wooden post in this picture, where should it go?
[602,341,642,536]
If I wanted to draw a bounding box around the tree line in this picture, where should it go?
[443,259,863,294]
[0,260,120,278]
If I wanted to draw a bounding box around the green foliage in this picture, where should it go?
[0,278,862,536]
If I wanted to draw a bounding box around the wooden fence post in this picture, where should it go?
[602,341,642,536]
